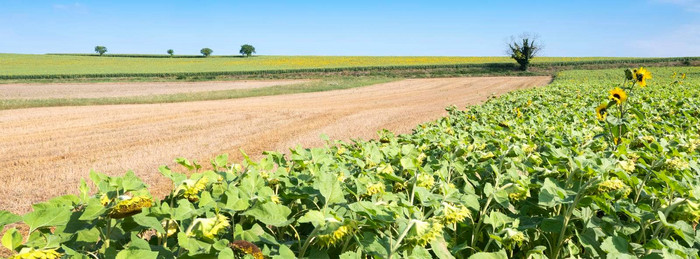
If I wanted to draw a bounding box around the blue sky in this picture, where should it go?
[1,0,699,57]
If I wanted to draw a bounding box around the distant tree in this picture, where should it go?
[200,48,213,57]
[167,49,174,57]
[94,46,107,56]
[506,33,542,71]
[239,44,256,57]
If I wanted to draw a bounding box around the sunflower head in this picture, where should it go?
[186,214,230,242]
[633,67,652,87]
[108,196,153,219]
[609,87,628,104]
[229,240,264,259]
[595,103,608,121]
[316,225,352,247]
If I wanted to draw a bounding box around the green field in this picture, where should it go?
[2,66,698,258]
[1,53,695,78]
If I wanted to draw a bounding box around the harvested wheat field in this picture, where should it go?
[0,79,310,99]
[0,76,550,213]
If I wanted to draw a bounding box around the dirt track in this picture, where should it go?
[0,79,310,99]
[0,76,550,212]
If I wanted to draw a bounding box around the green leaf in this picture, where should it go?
[115,248,158,259]
[0,211,21,230]
[23,207,72,233]
[601,236,629,254]
[223,190,249,212]
[213,153,229,168]
[484,211,513,230]
[79,179,90,202]
[408,246,432,259]
[272,245,296,259]
[468,249,508,259]
[242,202,291,227]
[338,250,362,259]
[430,233,456,259]
[78,198,106,221]
[218,247,235,259]
[359,232,390,258]
[540,215,564,233]
[538,178,565,208]
[172,199,197,221]
[315,172,347,206]
[2,228,22,251]
[298,210,325,227]
[132,214,166,234]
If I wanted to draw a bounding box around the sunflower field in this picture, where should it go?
[1,67,699,258]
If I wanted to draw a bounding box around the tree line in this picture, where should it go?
[93,44,257,58]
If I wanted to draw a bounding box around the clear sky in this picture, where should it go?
[1,0,699,57]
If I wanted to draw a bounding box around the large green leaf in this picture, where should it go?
[23,207,72,233]
[315,172,347,206]
[242,202,291,227]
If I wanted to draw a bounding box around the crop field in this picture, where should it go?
[1,66,698,258]
[0,76,550,213]
[0,53,692,78]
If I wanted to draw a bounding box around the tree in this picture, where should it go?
[94,46,107,56]
[167,49,174,57]
[506,33,542,71]
[200,48,213,57]
[239,44,256,57]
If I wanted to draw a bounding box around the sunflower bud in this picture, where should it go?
[624,68,634,80]
[594,178,631,198]
[406,219,443,246]
[365,182,385,196]
[416,174,435,189]
[440,202,471,224]
[665,157,689,171]
[175,177,209,202]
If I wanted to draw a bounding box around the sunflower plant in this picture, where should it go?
[595,67,652,149]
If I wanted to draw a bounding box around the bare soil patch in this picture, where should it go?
[0,79,311,99]
[0,76,550,213]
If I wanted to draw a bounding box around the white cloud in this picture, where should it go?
[629,23,700,56]
[652,0,700,12]
[52,2,88,14]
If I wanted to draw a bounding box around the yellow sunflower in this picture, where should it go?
[633,67,652,87]
[595,103,608,121]
[681,73,687,80]
[609,88,627,104]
